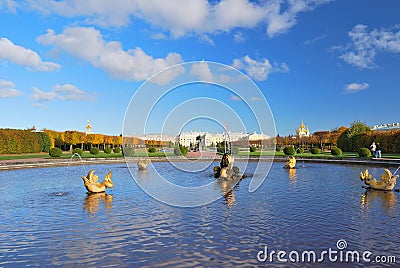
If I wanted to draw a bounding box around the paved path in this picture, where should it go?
[1,155,400,171]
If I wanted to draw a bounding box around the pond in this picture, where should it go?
[0,162,399,267]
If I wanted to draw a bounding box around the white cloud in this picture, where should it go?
[32,87,57,101]
[0,79,21,98]
[0,0,18,12]
[31,84,94,102]
[344,82,369,93]
[304,34,327,46]
[232,55,289,81]
[21,0,331,38]
[37,27,184,82]
[230,95,241,101]
[233,32,246,43]
[0,38,61,71]
[339,24,400,69]
[190,61,233,83]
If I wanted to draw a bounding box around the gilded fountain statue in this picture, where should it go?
[360,168,399,191]
[137,157,151,170]
[213,153,241,179]
[81,170,114,193]
[283,156,296,169]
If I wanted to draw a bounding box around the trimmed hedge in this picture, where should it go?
[297,148,304,154]
[72,148,83,156]
[310,148,321,154]
[113,147,121,153]
[90,147,99,155]
[49,147,62,157]
[283,146,295,156]
[148,147,156,153]
[104,147,112,154]
[0,129,51,154]
[358,147,372,157]
[331,148,342,156]
[250,146,257,152]
[276,147,282,152]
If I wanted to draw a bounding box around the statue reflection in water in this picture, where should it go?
[218,178,240,207]
[84,192,113,214]
[360,189,397,213]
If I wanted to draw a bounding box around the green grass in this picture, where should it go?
[0,153,49,160]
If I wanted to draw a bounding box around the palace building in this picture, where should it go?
[296,121,310,138]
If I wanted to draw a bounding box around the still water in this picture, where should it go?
[0,162,399,267]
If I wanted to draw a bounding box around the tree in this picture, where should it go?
[337,121,370,152]
[313,131,329,151]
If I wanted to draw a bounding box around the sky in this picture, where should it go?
[0,0,399,136]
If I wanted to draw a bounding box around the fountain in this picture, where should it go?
[283,156,296,169]
[137,157,151,170]
[213,153,241,179]
[359,168,399,191]
[81,170,114,193]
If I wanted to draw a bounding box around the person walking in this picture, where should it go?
[376,143,382,158]
[370,141,376,158]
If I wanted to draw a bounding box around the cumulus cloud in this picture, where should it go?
[21,0,331,38]
[0,79,21,98]
[344,82,369,93]
[31,84,94,102]
[37,27,184,83]
[338,24,400,69]
[232,55,289,81]
[0,0,18,12]
[0,38,61,71]
[190,61,233,83]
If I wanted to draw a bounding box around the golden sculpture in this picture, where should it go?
[284,156,296,169]
[359,168,399,191]
[213,153,240,178]
[137,157,150,170]
[81,170,114,193]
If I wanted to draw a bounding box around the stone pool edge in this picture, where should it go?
[1,156,400,171]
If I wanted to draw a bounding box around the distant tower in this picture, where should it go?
[86,120,92,134]
[296,120,310,138]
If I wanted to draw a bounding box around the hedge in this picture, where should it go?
[0,129,51,154]
[283,146,295,156]
[90,147,100,155]
[331,148,342,156]
[49,147,62,157]
[310,148,321,154]
[358,147,372,157]
[72,148,83,156]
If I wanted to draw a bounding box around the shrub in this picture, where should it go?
[72,148,83,157]
[310,148,321,154]
[232,146,240,155]
[276,147,282,152]
[283,146,295,156]
[113,147,121,154]
[148,147,156,153]
[174,145,188,156]
[250,146,257,153]
[104,147,112,154]
[358,147,372,157]
[90,147,99,155]
[296,148,304,154]
[49,147,62,157]
[122,147,135,157]
[331,148,342,156]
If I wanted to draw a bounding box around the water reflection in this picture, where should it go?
[287,168,297,180]
[83,192,113,214]
[218,178,240,207]
[361,189,397,213]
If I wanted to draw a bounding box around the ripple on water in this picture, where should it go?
[0,162,399,267]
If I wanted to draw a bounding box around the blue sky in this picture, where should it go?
[0,0,399,136]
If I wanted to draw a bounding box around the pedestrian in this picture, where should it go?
[376,143,382,158]
[370,141,376,158]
